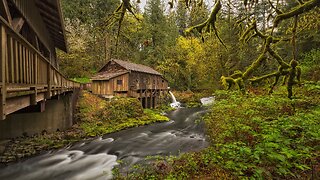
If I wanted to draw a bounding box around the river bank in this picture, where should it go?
[115,82,320,179]
[0,91,169,164]
[0,103,210,180]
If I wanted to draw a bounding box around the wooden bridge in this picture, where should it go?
[0,16,80,120]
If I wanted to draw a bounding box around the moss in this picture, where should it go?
[221,76,235,90]
[77,92,169,137]
[184,0,226,47]
[274,0,320,27]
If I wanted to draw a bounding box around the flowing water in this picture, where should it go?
[169,91,181,108]
[0,107,209,180]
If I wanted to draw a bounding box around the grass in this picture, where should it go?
[71,77,91,83]
[115,82,320,179]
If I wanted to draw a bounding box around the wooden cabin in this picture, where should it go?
[91,59,168,108]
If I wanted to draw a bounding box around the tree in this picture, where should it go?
[138,0,178,67]
[184,0,320,98]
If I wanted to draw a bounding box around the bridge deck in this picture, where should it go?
[0,17,80,120]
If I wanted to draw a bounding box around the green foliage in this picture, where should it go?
[77,92,169,137]
[202,86,320,178]
[72,77,91,83]
[300,48,320,81]
[118,84,320,179]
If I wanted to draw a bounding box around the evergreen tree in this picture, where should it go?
[140,0,178,67]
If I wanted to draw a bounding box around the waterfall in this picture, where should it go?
[169,91,181,108]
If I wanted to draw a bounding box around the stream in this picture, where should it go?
[0,107,209,180]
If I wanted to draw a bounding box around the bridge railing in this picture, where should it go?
[0,17,80,119]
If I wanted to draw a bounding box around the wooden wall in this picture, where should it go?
[129,72,168,90]
[91,73,129,95]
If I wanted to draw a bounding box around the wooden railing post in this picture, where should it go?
[46,62,51,99]
[30,53,37,105]
[0,25,7,120]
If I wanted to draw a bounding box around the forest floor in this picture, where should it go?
[114,82,320,179]
[0,91,169,164]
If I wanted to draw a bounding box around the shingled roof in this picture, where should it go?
[109,59,162,75]
[91,71,128,81]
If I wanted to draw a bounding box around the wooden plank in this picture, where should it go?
[46,63,51,99]
[7,36,14,83]
[0,25,7,119]
[26,48,29,84]
[19,43,23,83]
[20,45,24,83]
[14,40,18,83]
[34,53,37,84]
[30,51,33,84]
[5,35,8,83]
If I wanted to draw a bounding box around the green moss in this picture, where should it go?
[77,92,169,137]
[72,77,91,83]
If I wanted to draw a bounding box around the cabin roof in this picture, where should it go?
[91,71,128,81]
[35,0,67,52]
[100,59,162,76]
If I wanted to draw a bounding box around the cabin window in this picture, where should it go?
[117,80,123,85]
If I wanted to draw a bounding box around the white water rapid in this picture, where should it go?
[200,96,215,106]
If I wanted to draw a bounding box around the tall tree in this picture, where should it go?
[139,0,178,67]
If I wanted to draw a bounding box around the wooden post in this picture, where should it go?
[33,53,37,85]
[14,40,18,83]
[154,90,158,108]
[7,36,13,83]
[150,89,153,109]
[144,90,147,108]
[46,63,51,99]
[30,86,37,105]
[0,25,7,120]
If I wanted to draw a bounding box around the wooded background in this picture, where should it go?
[58,0,320,91]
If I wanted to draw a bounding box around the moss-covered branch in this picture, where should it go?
[185,0,221,34]
[274,0,320,27]
[249,72,280,83]
[185,0,226,47]
[268,0,283,14]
